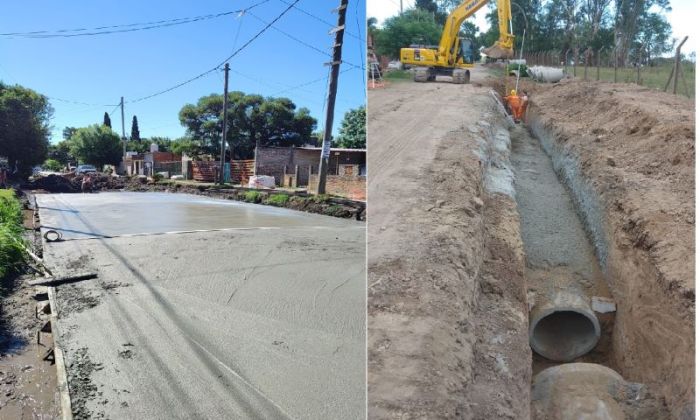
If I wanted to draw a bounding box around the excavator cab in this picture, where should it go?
[457,38,475,65]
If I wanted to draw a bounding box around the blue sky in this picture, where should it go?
[0,0,366,143]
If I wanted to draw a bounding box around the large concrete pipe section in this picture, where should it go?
[529,290,601,362]
[531,363,626,420]
[527,66,565,83]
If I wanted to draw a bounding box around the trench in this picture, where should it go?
[499,106,672,417]
[509,123,615,372]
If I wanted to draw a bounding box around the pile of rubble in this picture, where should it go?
[23,173,134,193]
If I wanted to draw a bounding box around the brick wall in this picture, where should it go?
[255,146,365,187]
[308,174,366,201]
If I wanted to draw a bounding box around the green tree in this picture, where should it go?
[178,92,317,159]
[47,141,72,165]
[103,112,112,128]
[374,9,443,58]
[334,107,366,149]
[0,82,53,175]
[63,126,77,140]
[43,159,63,171]
[170,137,198,157]
[68,125,122,168]
[631,12,672,64]
[131,115,140,141]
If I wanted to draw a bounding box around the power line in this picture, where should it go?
[354,0,366,97]
[276,0,363,42]
[47,96,118,107]
[128,0,301,104]
[0,0,270,39]
[270,67,353,96]
[246,10,364,70]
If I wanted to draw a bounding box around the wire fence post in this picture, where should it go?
[597,47,603,81]
[613,47,618,83]
[665,36,689,95]
[573,47,578,77]
[584,47,590,80]
[564,49,570,75]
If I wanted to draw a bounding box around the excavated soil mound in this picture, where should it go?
[24,174,133,193]
[70,174,130,191]
[24,174,77,193]
[530,79,694,296]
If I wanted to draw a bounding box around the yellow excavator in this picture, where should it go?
[399,0,515,83]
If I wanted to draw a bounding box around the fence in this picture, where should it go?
[153,161,183,178]
[190,160,254,184]
[521,37,694,99]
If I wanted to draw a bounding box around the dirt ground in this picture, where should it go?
[524,78,695,418]
[369,67,694,419]
[0,195,60,419]
[367,68,531,419]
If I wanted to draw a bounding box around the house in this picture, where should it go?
[254,145,366,200]
[124,144,181,177]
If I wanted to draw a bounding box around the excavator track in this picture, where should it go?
[452,69,470,84]
[414,67,431,82]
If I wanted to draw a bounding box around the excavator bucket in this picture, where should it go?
[483,42,514,59]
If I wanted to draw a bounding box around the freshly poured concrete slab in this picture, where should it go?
[36,192,350,239]
[38,191,366,419]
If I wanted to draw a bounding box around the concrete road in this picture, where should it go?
[37,192,366,419]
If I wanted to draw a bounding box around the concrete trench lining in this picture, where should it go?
[529,291,601,362]
[527,110,610,270]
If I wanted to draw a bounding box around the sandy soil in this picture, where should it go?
[525,78,694,418]
[367,69,530,418]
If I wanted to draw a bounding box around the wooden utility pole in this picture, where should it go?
[317,0,348,195]
[219,63,230,185]
[120,96,126,159]
[400,0,403,13]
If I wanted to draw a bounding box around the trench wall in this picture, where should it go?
[526,106,695,419]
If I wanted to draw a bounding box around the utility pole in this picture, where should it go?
[219,63,230,185]
[120,97,126,170]
[400,0,403,13]
[317,0,348,195]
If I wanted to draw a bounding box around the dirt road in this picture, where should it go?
[367,68,531,418]
[368,68,691,418]
[37,192,366,419]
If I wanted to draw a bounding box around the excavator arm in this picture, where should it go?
[483,0,516,58]
[438,0,515,63]
[398,0,516,82]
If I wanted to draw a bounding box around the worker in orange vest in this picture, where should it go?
[504,89,526,123]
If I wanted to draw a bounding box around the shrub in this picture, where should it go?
[264,194,289,207]
[311,194,330,204]
[507,63,528,77]
[43,159,63,172]
[0,190,25,279]
[243,190,262,203]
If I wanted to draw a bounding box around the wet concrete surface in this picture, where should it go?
[37,192,366,419]
[511,125,602,280]
[511,125,609,296]
[37,192,350,239]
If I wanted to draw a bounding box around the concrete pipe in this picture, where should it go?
[529,291,600,361]
[527,66,565,83]
[531,363,626,420]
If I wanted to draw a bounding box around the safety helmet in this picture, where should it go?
[510,89,516,96]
